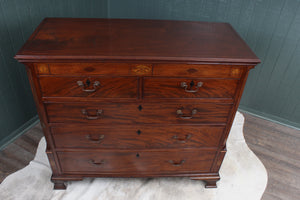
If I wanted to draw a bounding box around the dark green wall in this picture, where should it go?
[106,0,300,129]
[0,0,108,148]
[0,0,299,148]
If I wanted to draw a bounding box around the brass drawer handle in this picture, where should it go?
[89,159,105,166]
[176,109,197,119]
[172,134,192,143]
[180,81,203,93]
[168,160,185,166]
[77,79,100,93]
[85,134,105,143]
[81,109,102,120]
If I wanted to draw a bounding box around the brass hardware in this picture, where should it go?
[176,109,197,119]
[85,134,105,143]
[89,159,105,166]
[180,81,203,93]
[172,134,192,143]
[168,160,185,166]
[187,68,198,74]
[37,64,50,74]
[131,65,151,75]
[82,109,102,120]
[77,79,100,93]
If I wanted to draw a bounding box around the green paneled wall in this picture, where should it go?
[0,0,299,148]
[106,0,300,129]
[0,0,108,148]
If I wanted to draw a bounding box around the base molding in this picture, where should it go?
[52,180,67,190]
[190,174,220,188]
[51,173,220,190]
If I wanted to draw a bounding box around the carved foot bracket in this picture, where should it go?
[190,175,220,189]
[52,180,66,190]
[204,179,218,188]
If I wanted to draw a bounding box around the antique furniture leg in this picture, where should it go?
[52,180,66,190]
[190,176,220,188]
[204,180,219,188]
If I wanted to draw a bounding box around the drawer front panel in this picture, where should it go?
[57,149,216,174]
[144,78,239,99]
[153,64,243,78]
[51,125,225,149]
[39,77,138,98]
[46,103,232,124]
[36,63,153,76]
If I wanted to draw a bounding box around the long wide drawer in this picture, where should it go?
[144,78,239,99]
[39,76,138,98]
[57,149,216,174]
[51,125,225,149]
[46,103,232,124]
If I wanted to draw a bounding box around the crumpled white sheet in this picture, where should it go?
[0,112,268,200]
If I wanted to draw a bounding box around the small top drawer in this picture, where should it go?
[153,64,243,78]
[39,76,138,98]
[144,78,239,99]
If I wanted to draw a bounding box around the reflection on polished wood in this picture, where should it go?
[1,112,299,199]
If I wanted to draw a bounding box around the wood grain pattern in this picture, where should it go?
[39,76,138,98]
[14,18,259,189]
[153,64,244,78]
[2,113,299,198]
[57,149,216,174]
[242,112,300,200]
[36,63,153,76]
[50,125,225,149]
[25,65,62,176]
[0,124,43,183]
[46,103,232,124]
[15,18,260,64]
[144,78,239,99]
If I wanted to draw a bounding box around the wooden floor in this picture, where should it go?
[242,113,300,200]
[0,124,43,182]
[0,112,299,200]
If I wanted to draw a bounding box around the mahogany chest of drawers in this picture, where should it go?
[15,18,260,189]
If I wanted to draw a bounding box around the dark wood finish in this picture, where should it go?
[36,63,243,78]
[25,64,62,176]
[46,103,232,124]
[144,78,239,99]
[39,76,138,98]
[57,149,216,174]
[15,18,260,64]
[212,147,227,172]
[52,180,66,190]
[153,64,244,78]
[36,63,153,76]
[2,114,299,199]
[204,180,219,188]
[15,18,260,189]
[51,125,225,149]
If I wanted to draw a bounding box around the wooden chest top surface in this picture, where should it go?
[15,18,260,64]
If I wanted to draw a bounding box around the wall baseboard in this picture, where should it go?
[0,115,40,151]
[238,106,300,131]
